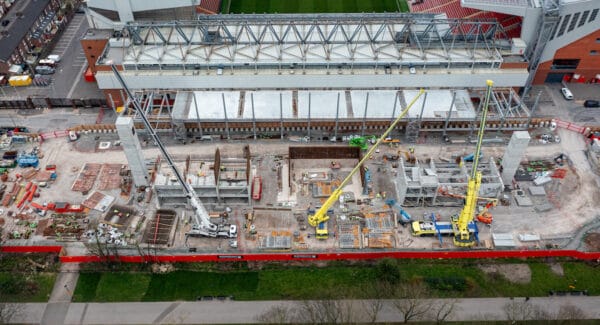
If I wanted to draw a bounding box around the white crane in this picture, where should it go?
[110,65,235,239]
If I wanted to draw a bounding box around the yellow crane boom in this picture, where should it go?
[308,89,426,238]
[452,80,494,247]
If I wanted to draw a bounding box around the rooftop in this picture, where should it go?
[171,89,477,121]
[98,13,510,68]
[0,0,50,62]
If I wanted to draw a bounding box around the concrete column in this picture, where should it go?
[501,131,531,186]
[116,116,149,187]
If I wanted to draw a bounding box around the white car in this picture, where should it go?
[47,54,61,63]
[561,87,574,100]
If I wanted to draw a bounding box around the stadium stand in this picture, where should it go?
[409,0,522,38]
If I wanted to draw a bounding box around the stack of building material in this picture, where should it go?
[71,163,102,193]
[259,231,292,250]
[363,212,395,248]
[82,191,115,212]
[2,183,18,206]
[338,223,361,249]
[312,181,339,198]
[365,233,394,248]
[97,164,126,190]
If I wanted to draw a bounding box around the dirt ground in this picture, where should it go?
[479,263,532,284]
[2,122,600,252]
[583,233,600,251]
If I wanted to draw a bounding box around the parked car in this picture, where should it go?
[583,99,599,108]
[38,59,56,68]
[561,87,574,100]
[46,54,61,63]
[34,66,55,75]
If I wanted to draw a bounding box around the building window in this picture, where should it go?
[551,59,580,70]
[597,38,600,43]
[580,10,590,27]
[550,19,560,40]
[557,14,571,37]
[591,50,599,56]
[590,8,599,22]
[568,12,580,32]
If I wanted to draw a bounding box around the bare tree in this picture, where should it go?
[555,303,587,323]
[295,299,357,324]
[503,300,537,322]
[430,299,457,324]
[360,281,394,323]
[255,304,295,324]
[391,282,433,323]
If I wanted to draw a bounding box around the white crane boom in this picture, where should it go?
[110,65,217,237]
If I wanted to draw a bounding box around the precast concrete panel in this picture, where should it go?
[116,116,149,187]
[501,131,530,186]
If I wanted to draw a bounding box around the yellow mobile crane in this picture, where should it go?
[451,80,494,247]
[308,89,425,239]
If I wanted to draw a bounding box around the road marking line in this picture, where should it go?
[59,17,86,56]
[67,63,88,99]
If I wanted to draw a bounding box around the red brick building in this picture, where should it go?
[534,29,600,84]
[0,0,63,75]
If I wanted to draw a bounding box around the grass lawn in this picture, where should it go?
[0,272,57,302]
[225,0,407,14]
[73,261,600,302]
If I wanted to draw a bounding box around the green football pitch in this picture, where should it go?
[223,0,409,14]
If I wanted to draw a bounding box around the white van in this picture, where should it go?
[561,87,574,100]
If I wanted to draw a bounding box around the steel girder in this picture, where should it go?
[121,14,508,68]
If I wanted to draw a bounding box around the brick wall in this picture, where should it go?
[534,30,600,84]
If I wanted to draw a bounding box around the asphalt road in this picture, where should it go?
[6,296,600,324]
[0,108,99,133]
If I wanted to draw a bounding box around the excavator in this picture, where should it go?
[436,187,498,224]
[451,80,495,247]
[308,89,426,239]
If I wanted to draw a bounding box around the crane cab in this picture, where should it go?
[315,222,328,239]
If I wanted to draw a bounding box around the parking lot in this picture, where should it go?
[0,13,103,100]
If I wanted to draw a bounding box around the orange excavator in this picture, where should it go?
[437,188,497,225]
[476,201,497,225]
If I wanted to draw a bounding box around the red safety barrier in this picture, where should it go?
[1,246,62,253]
[3,246,600,263]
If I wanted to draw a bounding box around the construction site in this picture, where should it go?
[1,8,600,257]
[0,86,599,254]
